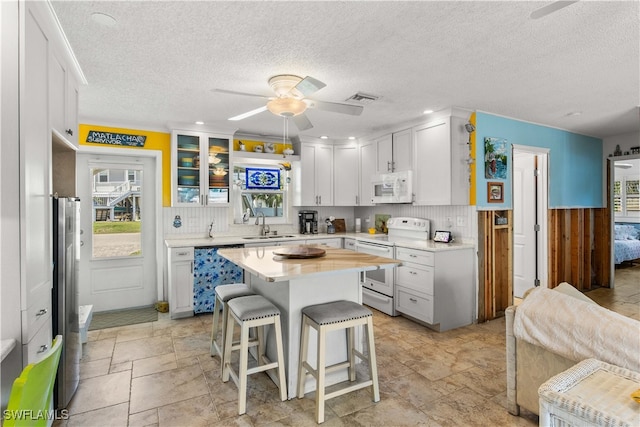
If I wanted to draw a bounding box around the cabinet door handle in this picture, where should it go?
[190,261,194,273]
[387,161,392,172]
[177,251,189,256]
[319,196,322,205]
[36,308,48,317]
[355,195,359,205]
[409,271,418,275]
[409,297,418,303]
[409,254,418,258]
[37,344,49,353]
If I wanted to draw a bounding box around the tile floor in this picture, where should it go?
[56,268,639,427]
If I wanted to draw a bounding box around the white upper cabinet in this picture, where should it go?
[298,143,333,206]
[49,48,79,147]
[413,116,469,206]
[359,139,377,206]
[376,134,393,173]
[333,144,359,206]
[375,129,412,173]
[392,128,412,172]
[171,130,232,206]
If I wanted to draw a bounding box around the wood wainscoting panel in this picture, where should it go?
[479,207,611,322]
[478,210,513,321]
[548,208,611,291]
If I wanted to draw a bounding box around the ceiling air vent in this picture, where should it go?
[345,92,380,104]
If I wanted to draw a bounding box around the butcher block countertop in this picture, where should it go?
[218,245,400,283]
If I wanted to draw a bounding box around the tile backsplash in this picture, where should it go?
[163,205,477,243]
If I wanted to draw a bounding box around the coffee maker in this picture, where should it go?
[298,210,318,234]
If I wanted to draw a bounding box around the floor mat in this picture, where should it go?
[89,306,158,330]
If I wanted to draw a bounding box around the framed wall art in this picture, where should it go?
[487,182,504,203]
[484,137,508,179]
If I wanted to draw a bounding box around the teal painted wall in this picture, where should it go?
[475,112,603,209]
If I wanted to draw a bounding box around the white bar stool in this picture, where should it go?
[210,283,254,371]
[222,295,287,415]
[297,300,380,424]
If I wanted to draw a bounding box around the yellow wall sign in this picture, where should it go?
[79,124,172,206]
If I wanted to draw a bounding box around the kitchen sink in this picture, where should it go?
[242,235,297,240]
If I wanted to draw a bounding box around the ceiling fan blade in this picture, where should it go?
[291,76,326,97]
[292,113,313,131]
[307,100,364,116]
[228,105,268,121]
[213,88,270,99]
[530,1,578,19]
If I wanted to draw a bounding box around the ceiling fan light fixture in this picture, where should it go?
[267,98,307,117]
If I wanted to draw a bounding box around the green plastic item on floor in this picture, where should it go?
[4,335,63,427]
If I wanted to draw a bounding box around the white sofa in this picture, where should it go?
[505,283,640,416]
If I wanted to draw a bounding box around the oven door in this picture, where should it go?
[355,241,394,297]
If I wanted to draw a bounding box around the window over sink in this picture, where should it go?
[232,161,292,225]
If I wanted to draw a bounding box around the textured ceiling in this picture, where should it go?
[51,1,639,141]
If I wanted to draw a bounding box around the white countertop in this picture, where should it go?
[218,245,400,283]
[165,232,474,252]
[1,339,16,363]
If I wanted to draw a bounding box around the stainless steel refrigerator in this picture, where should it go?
[52,197,80,409]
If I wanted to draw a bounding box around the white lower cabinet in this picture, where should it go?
[395,246,474,332]
[168,247,194,319]
[343,238,356,250]
[307,238,342,248]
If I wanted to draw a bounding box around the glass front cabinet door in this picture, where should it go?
[172,130,231,206]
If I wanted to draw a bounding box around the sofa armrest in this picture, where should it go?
[505,305,519,415]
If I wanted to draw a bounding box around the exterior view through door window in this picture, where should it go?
[91,167,142,258]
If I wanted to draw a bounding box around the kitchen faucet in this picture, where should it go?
[208,222,214,238]
[255,212,270,236]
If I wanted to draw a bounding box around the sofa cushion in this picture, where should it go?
[553,282,597,305]
[513,287,640,373]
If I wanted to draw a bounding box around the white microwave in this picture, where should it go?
[371,170,413,204]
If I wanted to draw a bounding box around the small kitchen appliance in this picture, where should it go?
[298,210,318,234]
[370,170,413,204]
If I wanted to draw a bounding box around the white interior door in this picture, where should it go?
[513,151,537,298]
[513,146,549,299]
[77,152,157,312]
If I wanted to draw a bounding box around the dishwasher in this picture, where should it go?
[193,245,244,314]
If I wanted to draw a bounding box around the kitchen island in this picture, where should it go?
[217,245,400,399]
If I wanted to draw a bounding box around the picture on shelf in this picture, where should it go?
[487,182,504,203]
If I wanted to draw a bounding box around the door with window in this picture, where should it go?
[77,153,157,311]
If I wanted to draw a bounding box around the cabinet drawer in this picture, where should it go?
[170,247,194,261]
[23,317,53,364]
[395,247,434,266]
[22,284,52,343]
[396,264,434,295]
[344,238,356,251]
[395,286,433,324]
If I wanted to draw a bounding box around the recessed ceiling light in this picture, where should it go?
[91,12,117,27]
[195,121,204,125]
[423,109,434,115]
[320,136,328,139]
[348,136,356,140]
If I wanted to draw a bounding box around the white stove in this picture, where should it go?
[354,217,430,316]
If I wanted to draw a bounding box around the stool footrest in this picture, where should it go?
[325,380,375,401]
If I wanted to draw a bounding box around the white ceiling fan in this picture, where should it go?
[530,1,579,19]
[213,74,363,131]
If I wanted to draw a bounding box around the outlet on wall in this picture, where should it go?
[457,216,465,226]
